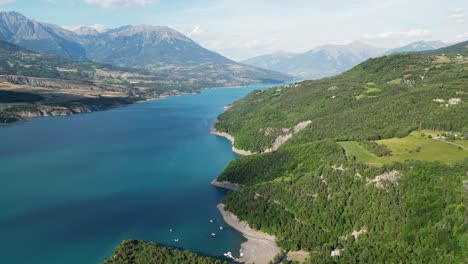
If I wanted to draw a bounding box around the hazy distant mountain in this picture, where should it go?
[74,26,101,36]
[242,42,386,79]
[0,11,291,86]
[242,51,298,70]
[385,40,448,55]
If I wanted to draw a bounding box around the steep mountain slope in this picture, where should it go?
[385,40,448,55]
[81,25,232,67]
[0,11,86,60]
[428,40,468,56]
[0,11,291,87]
[214,41,468,263]
[242,42,386,79]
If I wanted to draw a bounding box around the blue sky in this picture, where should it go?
[1,0,467,60]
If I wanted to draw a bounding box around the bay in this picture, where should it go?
[0,84,274,264]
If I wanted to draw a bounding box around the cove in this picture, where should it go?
[0,84,275,264]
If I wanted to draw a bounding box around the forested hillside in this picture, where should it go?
[215,41,468,263]
[104,240,226,264]
[217,46,468,152]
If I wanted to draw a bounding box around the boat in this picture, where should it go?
[210,232,216,237]
[174,239,179,242]
[219,226,224,231]
[209,219,214,224]
[223,251,235,259]
[169,229,173,232]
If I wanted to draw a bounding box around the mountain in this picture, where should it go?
[241,42,386,79]
[0,36,288,124]
[427,40,468,56]
[0,11,87,60]
[214,41,467,263]
[73,26,101,36]
[241,50,298,71]
[0,39,197,124]
[0,11,291,87]
[81,25,233,67]
[385,40,448,55]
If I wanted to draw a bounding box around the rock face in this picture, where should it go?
[265,120,312,152]
[367,170,401,189]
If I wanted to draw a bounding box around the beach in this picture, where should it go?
[217,204,280,264]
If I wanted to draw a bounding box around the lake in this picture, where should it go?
[0,84,274,264]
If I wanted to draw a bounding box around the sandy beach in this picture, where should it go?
[209,126,255,156]
[217,204,280,264]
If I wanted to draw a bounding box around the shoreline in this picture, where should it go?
[0,93,176,127]
[209,125,255,156]
[210,179,240,191]
[217,204,280,264]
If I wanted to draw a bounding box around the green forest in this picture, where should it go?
[104,240,226,264]
[215,42,468,263]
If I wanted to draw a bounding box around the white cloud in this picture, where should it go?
[449,9,465,23]
[84,0,154,8]
[364,29,431,40]
[187,25,204,36]
[456,32,468,40]
[89,24,108,32]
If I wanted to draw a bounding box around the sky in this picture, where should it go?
[0,0,467,61]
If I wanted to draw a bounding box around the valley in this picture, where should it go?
[0,3,467,264]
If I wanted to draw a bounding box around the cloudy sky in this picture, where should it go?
[1,0,467,60]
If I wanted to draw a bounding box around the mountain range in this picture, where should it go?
[384,40,448,55]
[0,11,290,88]
[242,40,449,79]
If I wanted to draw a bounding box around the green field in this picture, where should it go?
[339,131,468,165]
[338,141,377,163]
[355,87,383,100]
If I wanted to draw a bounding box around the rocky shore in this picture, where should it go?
[209,126,255,156]
[210,179,240,191]
[217,204,280,264]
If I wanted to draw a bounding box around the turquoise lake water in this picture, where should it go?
[0,84,274,264]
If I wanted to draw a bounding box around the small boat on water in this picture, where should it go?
[169,229,173,232]
[210,232,216,237]
[209,219,214,224]
[174,239,179,242]
[223,251,235,259]
[219,226,224,231]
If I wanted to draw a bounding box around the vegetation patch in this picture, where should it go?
[341,131,468,165]
[355,87,383,100]
[104,240,226,264]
